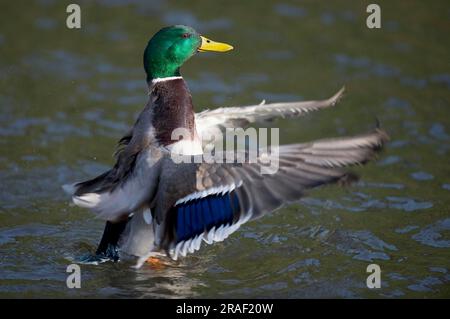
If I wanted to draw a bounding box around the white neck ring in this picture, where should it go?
[151,76,183,84]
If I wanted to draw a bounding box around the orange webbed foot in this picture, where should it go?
[146,256,165,269]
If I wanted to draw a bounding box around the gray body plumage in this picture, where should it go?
[63,78,388,268]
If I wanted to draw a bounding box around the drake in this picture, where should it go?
[63,25,388,268]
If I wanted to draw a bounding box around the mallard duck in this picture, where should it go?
[63,25,388,268]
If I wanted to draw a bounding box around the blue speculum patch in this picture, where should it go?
[175,191,240,242]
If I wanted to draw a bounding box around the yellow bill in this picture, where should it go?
[198,36,233,52]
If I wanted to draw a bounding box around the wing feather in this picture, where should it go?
[196,87,345,141]
[155,129,388,258]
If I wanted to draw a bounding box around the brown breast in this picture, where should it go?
[150,78,197,146]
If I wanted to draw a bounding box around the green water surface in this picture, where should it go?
[0,0,449,298]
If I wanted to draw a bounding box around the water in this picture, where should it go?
[1,0,449,298]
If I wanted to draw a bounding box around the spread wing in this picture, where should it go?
[154,129,388,260]
[195,87,345,141]
[62,102,162,221]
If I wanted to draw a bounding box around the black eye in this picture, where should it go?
[182,33,190,38]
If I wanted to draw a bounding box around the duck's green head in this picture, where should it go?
[143,25,233,82]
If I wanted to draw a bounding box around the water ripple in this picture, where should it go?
[412,218,450,248]
[327,230,397,262]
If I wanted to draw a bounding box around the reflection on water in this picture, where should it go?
[0,0,449,298]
